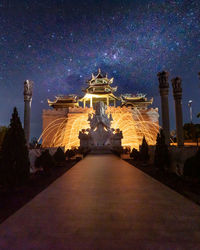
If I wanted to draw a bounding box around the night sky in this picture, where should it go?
[0,0,200,139]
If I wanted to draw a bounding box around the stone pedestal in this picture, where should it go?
[172,77,184,146]
[157,71,170,145]
[24,80,33,144]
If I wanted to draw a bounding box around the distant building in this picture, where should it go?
[42,69,159,150]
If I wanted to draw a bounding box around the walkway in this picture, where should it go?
[0,155,200,249]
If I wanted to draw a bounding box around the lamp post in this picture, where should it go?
[188,100,193,124]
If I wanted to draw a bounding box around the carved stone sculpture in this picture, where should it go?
[24,80,33,101]
[79,101,123,150]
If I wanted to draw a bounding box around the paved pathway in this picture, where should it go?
[0,155,200,249]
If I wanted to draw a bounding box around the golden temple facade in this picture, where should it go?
[42,69,159,150]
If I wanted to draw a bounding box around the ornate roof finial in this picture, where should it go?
[98,68,101,74]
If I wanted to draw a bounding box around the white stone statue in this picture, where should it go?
[89,102,113,131]
[79,101,123,150]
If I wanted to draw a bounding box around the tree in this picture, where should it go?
[154,129,170,171]
[0,107,30,187]
[139,136,149,162]
[53,147,66,164]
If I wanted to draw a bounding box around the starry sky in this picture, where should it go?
[0,0,200,139]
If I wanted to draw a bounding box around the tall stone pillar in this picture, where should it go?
[172,77,184,146]
[157,71,170,145]
[23,80,33,144]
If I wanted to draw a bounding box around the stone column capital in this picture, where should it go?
[171,77,182,99]
[24,80,33,102]
[157,71,169,89]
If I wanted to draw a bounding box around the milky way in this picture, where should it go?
[0,0,200,137]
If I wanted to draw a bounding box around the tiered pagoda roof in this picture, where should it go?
[83,68,117,94]
[48,95,78,108]
[120,93,153,108]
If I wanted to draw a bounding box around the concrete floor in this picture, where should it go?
[0,155,200,249]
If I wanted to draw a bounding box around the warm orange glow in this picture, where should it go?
[41,107,159,150]
[109,107,159,149]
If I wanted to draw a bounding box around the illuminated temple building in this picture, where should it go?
[42,69,159,150]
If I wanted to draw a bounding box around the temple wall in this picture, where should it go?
[42,106,159,151]
[42,109,68,148]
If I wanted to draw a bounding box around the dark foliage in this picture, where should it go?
[183,123,200,141]
[154,129,170,170]
[54,147,66,163]
[0,126,8,149]
[35,149,55,172]
[78,147,91,157]
[139,136,149,162]
[0,107,30,187]
[184,149,200,179]
[65,149,76,160]
[130,148,140,161]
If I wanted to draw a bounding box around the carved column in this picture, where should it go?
[157,71,170,145]
[23,80,33,144]
[83,100,86,108]
[172,77,184,146]
[114,99,116,107]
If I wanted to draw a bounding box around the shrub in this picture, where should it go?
[65,149,76,160]
[154,129,170,170]
[54,147,66,164]
[35,149,55,172]
[130,148,140,161]
[183,149,200,179]
[139,136,149,162]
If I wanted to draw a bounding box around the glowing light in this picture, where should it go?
[40,107,159,151]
